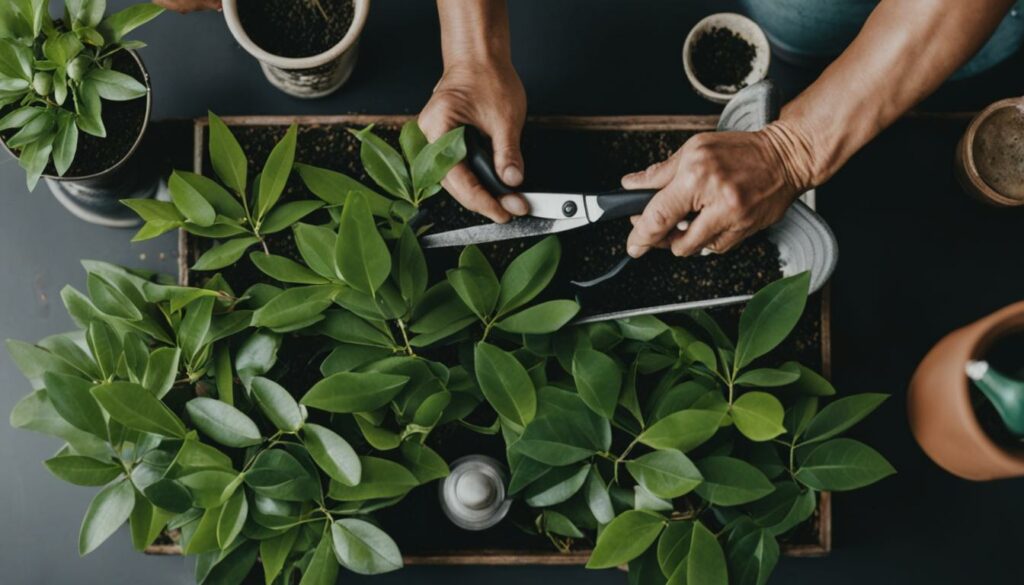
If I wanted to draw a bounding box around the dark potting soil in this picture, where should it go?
[238,0,355,59]
[691,26,756,91]
[0,50,147,178]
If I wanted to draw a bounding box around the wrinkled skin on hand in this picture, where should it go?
[152,0,222,14]
[623,123,813,258]
[418,61,528,223]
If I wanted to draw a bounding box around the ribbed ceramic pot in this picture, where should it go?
[1,50,157,228]
[738,0,1024,79]
[908,301,1024,480]
[223,0,370,99]
[955,97,1024,207]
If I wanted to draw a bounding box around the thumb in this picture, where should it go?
[490,127,525,187]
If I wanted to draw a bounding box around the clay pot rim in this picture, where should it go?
[222,0,370,70]
[682,12,771,105]
[959,302,1024,465]
[960,96,1024,207]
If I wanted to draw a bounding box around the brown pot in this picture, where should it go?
[954,97,1024,207]
[908,301,1024,480]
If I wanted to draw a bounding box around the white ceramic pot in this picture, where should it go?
[222,0,370,99]
[683,13,770,104]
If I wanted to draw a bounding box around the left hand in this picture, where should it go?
[623,126,811,258]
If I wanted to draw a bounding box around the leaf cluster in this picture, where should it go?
[0,0,162,189]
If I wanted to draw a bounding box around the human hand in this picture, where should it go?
[418,60,527,223]
[152,0,221,14]
[623,123,815,258]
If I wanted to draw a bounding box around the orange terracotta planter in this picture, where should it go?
[908,301,1024,480]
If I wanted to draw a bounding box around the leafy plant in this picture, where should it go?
[0,0,163,189]
[12,117,892,585]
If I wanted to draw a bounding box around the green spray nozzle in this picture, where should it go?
[966,360,1024,437]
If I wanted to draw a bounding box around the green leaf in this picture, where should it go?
[44,454,121,486]
[129,495,171,552]
[251,253,330,286]
[331,519,404,575]
[394,226,427,306]
[75,79,105,138]
[789,363,837,396]
[638,409,724,452]
[524,463,590,507]
[7,339,79,389]
[670,521,728,585]
[185,397,263,448]
[745,482,815,536]
[91,382,187,438]
[586,510,665,569]
[586,465,615,524]
[79,479,135,556]
[260,200,323,234]
[618,315,670,342]
[42,372,106,437]
[328,456,418,501]
[258,124,297,218]
[303,423,361,485]
[734,363,801,388]
[208,113,247,195]
[731,392,787,442]
[794,438,895,491]
[400,441,449,484]
[572,348,621,419]
[235,330,281,386]
[295,163,392,215]
[251,376,304,432]
[301,371,409,413]
[399,120,427,162]
[411,126,466,200]
[260,527,299,585]
[494,300,580,334]
[542,510,584,538]
[726,522,779,585]
[192,237,259,271]
[695,457,775,506]
[801,393,889,444]
[86,69,147,101]
[174,170,246,218]
[656,520,692,576]
[733,272,810,370]
[447,246,499,320]
[626,450,703,499]
[143,478,192,513]
[351,125,412,200]
[336,192,391,294]
[497,236,560,313]
[245,448,320,501]
[250,285,337,330]
[100,4,164,42]
[474,342,536,426]
[167,171,216,227]
[142,347,180,399]
[515,387,610,466]
[216,489,248,549]
[299,529,340,585]
[52,109,78,175]
[179,296,214,362]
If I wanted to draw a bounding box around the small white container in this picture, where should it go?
[222,0,370,99]
[683,13,770,104]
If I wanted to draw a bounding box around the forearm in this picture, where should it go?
[770,0,1015,188]
[436,0,512,67]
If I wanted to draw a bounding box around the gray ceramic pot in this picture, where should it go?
[739,0,1024,79]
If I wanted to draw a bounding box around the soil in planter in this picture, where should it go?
[971,330,1024,448]
[691,26,756,91]
[238,0,355,59]
[0,50,147,178]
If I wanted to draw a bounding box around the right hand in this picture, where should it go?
[152,0,222,14]
[418,60,528,223]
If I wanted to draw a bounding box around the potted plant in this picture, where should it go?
[221,0,370,99]
[0,0,163,226]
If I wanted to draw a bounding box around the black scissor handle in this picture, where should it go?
[464,126,514,197]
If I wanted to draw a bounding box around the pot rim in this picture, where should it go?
[0,49,152,183]
[682,12,771,105]
[959,96,1024,206]
[222,0,371,70]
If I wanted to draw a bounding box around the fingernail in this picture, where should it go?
[500,195,529,216]
[502,165,523,186]
[676,220,690,231]
[700,247,713,256]
[627,245,646,258]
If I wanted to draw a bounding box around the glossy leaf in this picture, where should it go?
[43,371,106,437]
[303,423,361,486]
[734,272,810,370]
[474,342,536,426]
[91,382,187,438]
[79,479,135,556]
[447,246,499,320]
[638,409,724,453]
[301,371,408,413]
[495,300,580,334]
[626,450,703,499]
[695,457,775,506]
[328,456,418,501]
[336,192,391,294]
[572,348,621,419]
[44,454,121,486]
[251,376,304,432]
[258,124,297,217]
[299,529,340,585]
[186,397,263,448]
[351,125,412,200]
[731,392,787,442]
[523,463,590,507]
[208,113,247,195]
[331,518,404,575]
[801,394,889,444]
[192,237,259,271]
[497,236,560,313]
[794,438,895,491]
[586,510,665,569]
[411,126,466,200]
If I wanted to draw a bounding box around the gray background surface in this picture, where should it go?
[2,1,1023,584]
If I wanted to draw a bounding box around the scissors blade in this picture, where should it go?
[421,216,590,248]
[521,192,589,220]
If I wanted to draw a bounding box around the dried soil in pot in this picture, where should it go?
[238,0,355,59]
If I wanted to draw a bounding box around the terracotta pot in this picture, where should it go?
[954,97,1024,207]
[908,301,1024,480]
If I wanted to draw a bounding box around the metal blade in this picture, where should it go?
[421,216,589,248]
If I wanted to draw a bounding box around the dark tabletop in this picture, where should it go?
[2,1,1023,584]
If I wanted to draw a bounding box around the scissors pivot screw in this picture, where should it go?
[562,201,578,217]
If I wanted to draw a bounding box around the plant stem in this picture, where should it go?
[396,319,415,356]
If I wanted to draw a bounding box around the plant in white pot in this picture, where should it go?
[222,0,370,99]
[0,0,163,226]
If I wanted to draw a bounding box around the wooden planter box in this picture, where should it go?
[148,115,832,562]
